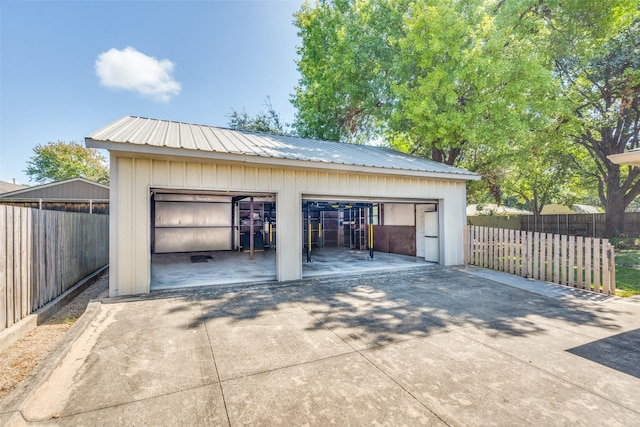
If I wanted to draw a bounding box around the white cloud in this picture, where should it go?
[95,46,181,103]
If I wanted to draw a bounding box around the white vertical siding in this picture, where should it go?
[111,155,469,296]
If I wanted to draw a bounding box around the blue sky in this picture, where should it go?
[0,0,304,185]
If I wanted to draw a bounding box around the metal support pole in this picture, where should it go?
[249,196,255,260]
[307,202,312,263]
[368,205,374,259]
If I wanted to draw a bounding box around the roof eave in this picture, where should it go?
[608,151,640,166]
[86,139,480,182]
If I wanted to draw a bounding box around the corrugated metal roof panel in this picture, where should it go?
[0,178,109,200]
[87,116,478,178]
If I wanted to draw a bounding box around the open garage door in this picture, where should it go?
[302,198,436,278]
[150,189,276,290]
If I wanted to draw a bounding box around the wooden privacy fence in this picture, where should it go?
[468,212,640,238]
[0,205,108,331]
[464,226,616,295]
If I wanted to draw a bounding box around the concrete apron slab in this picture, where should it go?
[2,267,640,426]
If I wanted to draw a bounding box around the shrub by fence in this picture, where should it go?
[464,226,616,295]
[0,205,108,330]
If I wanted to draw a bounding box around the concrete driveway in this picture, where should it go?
[2,266,640,426]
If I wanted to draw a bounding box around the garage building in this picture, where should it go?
[86,116,479,297]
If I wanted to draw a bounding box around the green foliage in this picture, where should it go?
[395,0,561,165]
[615,247,640,297]
[615,266,640,297]
[24,141,109,184]
[227,97,290,135]
[615,248,640,297]
[293,0,406,143]
[294,0,563,162]
[559,14,640,236]
[292,0,640,232]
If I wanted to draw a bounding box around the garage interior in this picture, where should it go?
[150,190,438,291]
[150,189,277,290]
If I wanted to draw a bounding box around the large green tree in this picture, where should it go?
[516,1,639,236]
[569,20,640,236]
[293,0,639,236]
[293,0,560,164]
[25,141,109,184]
[293,0,406,143]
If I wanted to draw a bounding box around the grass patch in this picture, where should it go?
[62,315,79,325]
[615,249,640,297]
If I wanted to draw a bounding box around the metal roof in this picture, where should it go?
[0,180,26,194]
[86,116,479,180]
[0,178,109,200]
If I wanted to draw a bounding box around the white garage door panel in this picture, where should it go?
[155,202,231,226]
[154,201,232,253]
[155,228,231,253]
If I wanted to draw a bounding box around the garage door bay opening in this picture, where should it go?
[302,199,440,278]
[150,190,276,290]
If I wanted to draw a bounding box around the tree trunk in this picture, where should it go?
[603,167,626,238]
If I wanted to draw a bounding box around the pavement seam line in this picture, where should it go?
[355,348,452,427]
[294,301,452,426]
[202,306,232,427]
[22,383,219,423]
[217,350,357,383]
[454,328,640,417]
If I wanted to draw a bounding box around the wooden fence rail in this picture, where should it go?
[0,205,108,330]
[464,226,616,295]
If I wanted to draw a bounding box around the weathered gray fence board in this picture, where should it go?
[0,207,6,329]
[1,206,108,330]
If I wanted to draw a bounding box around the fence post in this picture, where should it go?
[464,226,470,264]
[568,235,575,287]
[609,244,616,295]
[577,236,584,288]
[546,234,553,282]
[602,239,611,295]
[533,232,540,280]
[525,231,532,278]
[554,234,560,283]
[560,234,567,285]
[584,237,592,291]
[594,239,601,293]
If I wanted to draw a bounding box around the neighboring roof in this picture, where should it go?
[0,178,109,201]
[0,180,26,194]
[86,116,479,181]
[467,204,531,216]
[572,204,601,214]
[540,204,601,214]
[608,148,640,166]
[540,204,574,215]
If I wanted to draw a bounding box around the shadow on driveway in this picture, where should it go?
[179,266,622,342]
[3,266,640,426]
[567,328,640,379]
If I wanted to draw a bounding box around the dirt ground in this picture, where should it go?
[0,271,109,403]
